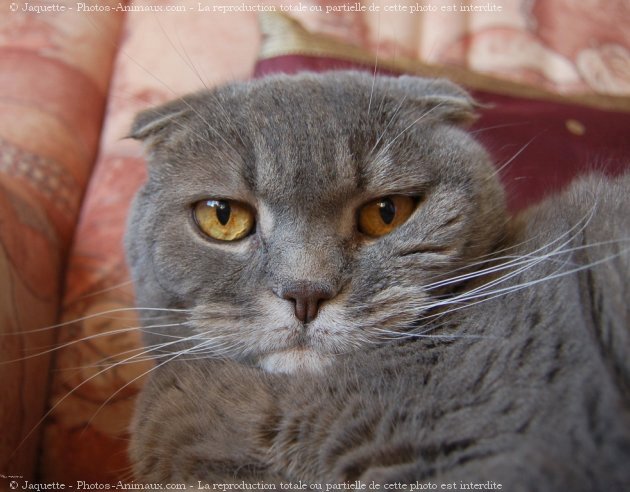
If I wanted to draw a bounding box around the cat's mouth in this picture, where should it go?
[189,299,351,373]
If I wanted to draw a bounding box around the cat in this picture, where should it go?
[124,71,630,489]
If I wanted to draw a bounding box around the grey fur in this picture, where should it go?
[125,72,630,489]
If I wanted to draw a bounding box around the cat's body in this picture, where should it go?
[125,72,630,489]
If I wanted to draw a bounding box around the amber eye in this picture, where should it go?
[193,199,255,241]
[358,195,416,237]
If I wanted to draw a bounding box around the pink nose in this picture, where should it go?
[279,282,335,323]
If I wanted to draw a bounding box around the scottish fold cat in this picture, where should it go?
[125,72,630,489]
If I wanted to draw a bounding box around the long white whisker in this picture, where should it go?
[12,329,208,457]
[423,246,630,322]
[83,332,218,429]
[378,102,445,156]
[74,280,134,301]
[57,333,209,370]
[424,204,598,291]
[1,322,184,365]
[374,327,498,341]
[488,134,540,180]
[150,17,247,152]
[437,205,599,300]
[370,95,408,156]
[367,14,381,117]
[469,122,528,135]
[0,307,191,336]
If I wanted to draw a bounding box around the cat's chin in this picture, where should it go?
[257,348,332,374]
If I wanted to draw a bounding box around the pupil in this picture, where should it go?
[215,201,231,226]
[378,198,396,224]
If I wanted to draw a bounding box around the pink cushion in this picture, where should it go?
[0,8,122,481]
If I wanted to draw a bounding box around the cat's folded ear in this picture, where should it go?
[375,75,480,126]
[128,97,193,141]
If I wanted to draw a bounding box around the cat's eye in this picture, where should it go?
[358,195,416,237]
[193,199,255,241]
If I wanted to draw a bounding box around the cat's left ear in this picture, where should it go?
[128,97,193,141]
[384,75,480,126]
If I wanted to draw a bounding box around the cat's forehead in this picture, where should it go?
[251,130,358,207]
[241,93,368,207]
[199,76,433,207]
[142,73,478,211]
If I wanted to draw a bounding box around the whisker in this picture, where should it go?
[84,332,225,429]
[1,322,184,365]
[377,102,446,157]
[424,204,598,291]
[86,332,241,428]
[56,331,213,371]
[151,16,247,152]
[0,307,191,337]
[80,14,219,147]
[487,134,541,180]
[370,95,408,156]
[74,280,134,301]
[155,15,210,91]
[11,329,207,458]
[374,327,498,341]
[366,14,382,117]
[469,122,528,135]
[422,245,630,323]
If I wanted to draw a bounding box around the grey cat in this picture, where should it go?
[124,72,630,489]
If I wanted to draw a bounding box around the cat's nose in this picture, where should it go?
[278,282,335,324]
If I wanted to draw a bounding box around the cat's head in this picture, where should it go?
[125,72,506,373]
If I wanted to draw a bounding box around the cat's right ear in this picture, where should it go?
[374,75,480,127]
[128,99,192,141]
